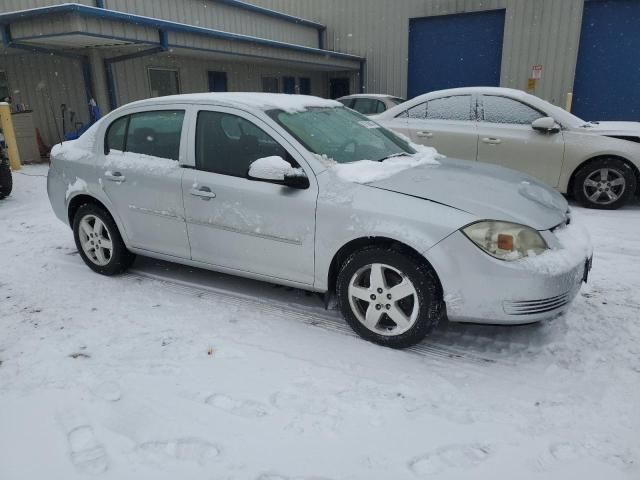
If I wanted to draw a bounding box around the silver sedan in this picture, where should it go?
[47,93,592,348]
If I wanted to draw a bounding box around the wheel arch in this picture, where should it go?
[567,154,640,197]
[66,194,130,246]
[326,236,443,297]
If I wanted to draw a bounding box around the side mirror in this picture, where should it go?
[532,117,560,133]
[248,156,309,189]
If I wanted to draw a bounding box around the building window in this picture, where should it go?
[262,77,279,93]
[0,71,10,100]
[299,77,311,95]
[148,68,180,98]
[282,76,296,94]
[208,71,228,92]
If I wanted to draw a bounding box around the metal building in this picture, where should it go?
[0,0,638,148]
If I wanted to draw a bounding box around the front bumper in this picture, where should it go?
[425,230,591,325]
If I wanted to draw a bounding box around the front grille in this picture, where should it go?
[503,292,570,316]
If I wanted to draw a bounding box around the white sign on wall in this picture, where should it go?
[532,65,543,80]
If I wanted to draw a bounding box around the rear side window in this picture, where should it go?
[104,110,185,161]
[482,95,545,124]
[426,95,472,121]
[105,116,128,153]
[195,111,292,178]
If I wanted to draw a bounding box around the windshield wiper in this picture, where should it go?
[378,152,407,162]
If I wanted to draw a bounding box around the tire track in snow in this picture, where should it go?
[124,269,500,366]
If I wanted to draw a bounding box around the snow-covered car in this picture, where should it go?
[48,93,592,348]
[376,87,640,209]
[337,94,405,116]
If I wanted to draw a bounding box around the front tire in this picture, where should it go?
[72,203,135,275]
[336,246,443,348]
[573,158,636,209]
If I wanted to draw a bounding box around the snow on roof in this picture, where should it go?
[123,93,342,113]
[338,93,402,99]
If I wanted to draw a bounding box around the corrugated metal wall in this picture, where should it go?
[0,0,319,48]
[107,0,319,48]
[248,0,585,106]
[109,52,328,106]
[0,52,88,146]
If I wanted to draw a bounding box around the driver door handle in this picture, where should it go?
[416,131,433,138]
[105,171,126,182]
[190,186,216,200]
[482,137,502,145]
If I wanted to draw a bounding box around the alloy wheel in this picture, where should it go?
[347,263,419,336]
[583,168,626,206]
[78,214,114,266]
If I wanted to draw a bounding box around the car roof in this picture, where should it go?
[338,93,403,100]
[118,92,342,113]
[378,86,541,118]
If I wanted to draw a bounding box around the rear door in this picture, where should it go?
[98,108,190,258]
[401,94,478,160]
[476,95,565,186]
[182,107,317,285]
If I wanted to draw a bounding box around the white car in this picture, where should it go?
[376,87,640,209]
[338,94,405,116]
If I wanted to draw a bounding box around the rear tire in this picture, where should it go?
[72,203,135,275]
[573,158,636,210]
[336,246,443,348]
[0,161,12,199]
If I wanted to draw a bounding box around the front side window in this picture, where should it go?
[104,110,184,161]
[426,95,473,121]
[148,68,180,97]
[195,111,291,178]
[482,95,545,124]
[268,106,415,164]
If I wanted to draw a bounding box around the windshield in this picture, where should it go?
[267,106,415,164]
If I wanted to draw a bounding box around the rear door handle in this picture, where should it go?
[416,131,433,138]
[482,137,502,145]
[105,171,125,182]
[190,186,216,200]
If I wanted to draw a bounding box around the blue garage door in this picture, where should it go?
[408,10,505,98]
[573,0,640,121]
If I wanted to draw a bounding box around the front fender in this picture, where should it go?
[313,175,474,290]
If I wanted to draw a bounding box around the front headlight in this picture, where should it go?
[462,221,549,261]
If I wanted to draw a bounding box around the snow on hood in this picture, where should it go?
[579,121,640,136]
[367,157,569,231]
[331,146,442,183]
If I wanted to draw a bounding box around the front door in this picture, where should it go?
[402,94,478,160]
[182,107,317,285]
[476,95,565,187]
[98,108,190,258]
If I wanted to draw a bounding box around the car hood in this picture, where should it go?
[578,121,640,136]
[368,158,569,231]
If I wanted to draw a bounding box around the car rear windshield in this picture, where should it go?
[267,106,415,164]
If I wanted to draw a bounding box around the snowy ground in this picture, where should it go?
[1,164,639,480]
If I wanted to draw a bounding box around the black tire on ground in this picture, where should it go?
[72,203,136,275]
[336,246,444,349]
[0,162,12,199]
[573,157,637,210]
